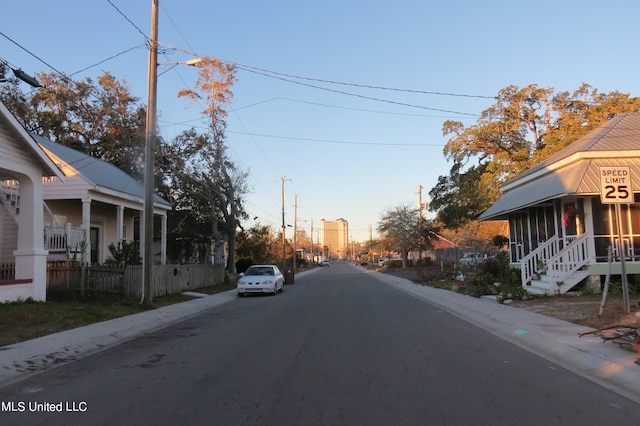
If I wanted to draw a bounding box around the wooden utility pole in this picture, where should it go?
[143,0,159,305]
[281,177,286,271]
[417,184,423,221]
[293,194,297,269]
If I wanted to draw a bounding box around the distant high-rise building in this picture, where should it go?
[320,218,348,259]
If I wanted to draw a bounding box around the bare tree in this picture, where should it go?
[165,59,247,272]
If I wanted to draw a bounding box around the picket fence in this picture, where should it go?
[1,262,226,299]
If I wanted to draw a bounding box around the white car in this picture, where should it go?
[237,265,285,296]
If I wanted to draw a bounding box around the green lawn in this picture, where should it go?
[0,280,237,347]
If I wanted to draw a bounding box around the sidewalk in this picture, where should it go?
[2,267,640,404]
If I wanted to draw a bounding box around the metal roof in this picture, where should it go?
[34,135,171,208]
[479,113,640,220]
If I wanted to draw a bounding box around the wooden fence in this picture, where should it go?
[45,262,226,298]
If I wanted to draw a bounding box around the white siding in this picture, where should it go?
[0,204,17,263]
[0,125,44,178]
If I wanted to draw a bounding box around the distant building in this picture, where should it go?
[321,218,348,259]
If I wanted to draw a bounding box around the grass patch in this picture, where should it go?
[0,279,238,348]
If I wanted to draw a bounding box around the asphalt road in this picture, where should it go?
[1,261,639,425]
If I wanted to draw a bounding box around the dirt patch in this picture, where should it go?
[381,266,640,331]
[507,294,640,330]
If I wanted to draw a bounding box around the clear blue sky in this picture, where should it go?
[2,1,640,242]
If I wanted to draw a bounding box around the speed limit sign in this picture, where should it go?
[600,166,634,204]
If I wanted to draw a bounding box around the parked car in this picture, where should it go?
[459,253,483,268]
[237,265,284,296]
[321,259,330,267]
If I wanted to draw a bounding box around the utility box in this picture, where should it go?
[284,268,295,284]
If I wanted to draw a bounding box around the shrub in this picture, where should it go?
[385,259,403,269]
[458,250,526,301]
[497,283,528,302]
[416,257,433,267]
[105,241,141,266]
[459,272,498,298]
[235,258,254,273]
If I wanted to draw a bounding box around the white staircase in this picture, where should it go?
[522,233,590,295]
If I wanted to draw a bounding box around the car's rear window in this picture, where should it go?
[245,267,274,276]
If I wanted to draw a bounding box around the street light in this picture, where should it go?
[157,58,204,67]
[0,60,42,87]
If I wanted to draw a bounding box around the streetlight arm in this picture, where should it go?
[157,58,203,67]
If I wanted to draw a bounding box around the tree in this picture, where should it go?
[163,58,247,273]
[428,162,490,229]
[377,205,437,267]
[439,221,508,254]
[0,72,147,180]
[430,83,640,229]
[236,224,279,267]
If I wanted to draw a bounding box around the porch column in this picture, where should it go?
[116,205,124,242]
[13,174,48,301]
[583,198,597,262]
[81,198,91,263]
[161,213,167,264]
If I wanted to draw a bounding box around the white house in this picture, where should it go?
[35,135,171,265]
[1,99,172,302]
[0,101,64,302]
[479,113,640,294]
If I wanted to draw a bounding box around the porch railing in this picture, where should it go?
[0,179,20,208]
[546,233,589,287]
[44,225,86,255]
[520,235,561,286]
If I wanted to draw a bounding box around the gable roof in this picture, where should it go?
[34,135,171,208]
[0,101,64,180]
[479,113,640,220]
[432,234,457,250]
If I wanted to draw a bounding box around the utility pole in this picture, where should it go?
[293,194,297,269]
[280,177,291,271]
[351,236,355,262]
[417,184,423,221]
[368,224,373,263]
[281,177,285,271]
[143,0,159,306]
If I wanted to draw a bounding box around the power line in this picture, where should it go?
[226,130,444,147]
[232,62,496,100]
[0,31,67,78]
[231,65,480,117]
[70,46,144,76]
[106,0,148,40]
[273,97,479,119]
[158,44,488,117]
[158,118,445,147]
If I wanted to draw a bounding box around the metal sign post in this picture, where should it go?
[599,166,632,314]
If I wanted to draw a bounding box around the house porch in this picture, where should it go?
[507,195,640,295]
